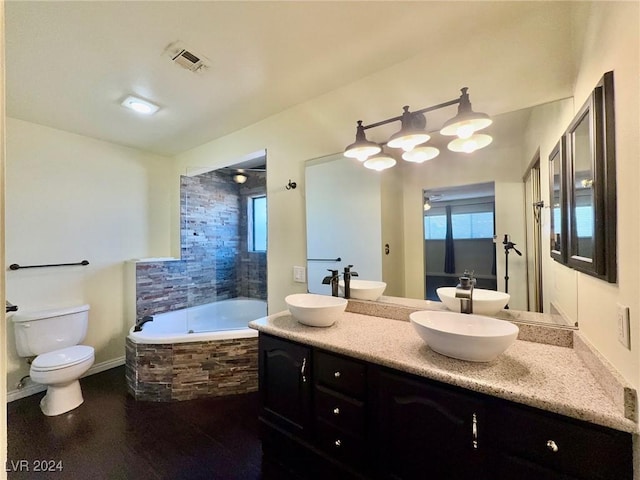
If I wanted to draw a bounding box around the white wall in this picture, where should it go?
[5,118,174,390]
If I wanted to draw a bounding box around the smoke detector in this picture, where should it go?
[164,41,211,74]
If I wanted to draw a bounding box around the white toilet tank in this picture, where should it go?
[12,304,90,357]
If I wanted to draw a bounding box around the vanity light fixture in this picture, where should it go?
[121,95,160,115]
[344,87,492,170]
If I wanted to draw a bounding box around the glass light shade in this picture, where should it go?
[363,154,396,171]
[440,113,492,137]
[233,173,248,184]
[387,131,430,151]
[121,95,160,115]
[402,146,440,163]
[344,143,381,162]
[447,134,493,153]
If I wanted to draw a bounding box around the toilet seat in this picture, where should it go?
[31,345,94,372]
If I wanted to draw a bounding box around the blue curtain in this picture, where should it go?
[444,206,455,274]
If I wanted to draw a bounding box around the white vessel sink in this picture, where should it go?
[436,287,510,316]
[410,310,519,362]
[338,279,387,301]
[285,293,347,327]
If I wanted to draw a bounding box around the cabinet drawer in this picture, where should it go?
[492,404,633,480]
[314,350,366,398]
[316,418,366,466]
[315,386,365,435]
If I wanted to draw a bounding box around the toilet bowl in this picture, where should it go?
[12,304,94,416]
[30,345,95,416]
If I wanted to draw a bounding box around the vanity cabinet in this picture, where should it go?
[373,369,487,480]
[314,350,368,468]
[258,333,633,480]
[258,334,312,438]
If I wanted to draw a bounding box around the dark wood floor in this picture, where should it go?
[7,366,297,480]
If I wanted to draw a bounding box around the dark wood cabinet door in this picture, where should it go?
[487,402,633,480]
[375,369,487,480]
[258,334,312,438]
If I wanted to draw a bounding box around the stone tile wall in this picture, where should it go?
[135,169,267,318]
[125,336,259,401]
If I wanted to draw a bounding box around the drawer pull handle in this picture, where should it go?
[333,407,340,415]
[334,439,341,447]
[472,412,478,450]
[546,440,559,453]
[334,371,341,378]
[301,357,307,383]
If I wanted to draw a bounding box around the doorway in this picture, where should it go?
[524,153,544,312]
[423,182,496,301]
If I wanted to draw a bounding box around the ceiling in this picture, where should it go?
[5,1,582,157]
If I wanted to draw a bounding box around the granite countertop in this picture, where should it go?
[249,310,638,434]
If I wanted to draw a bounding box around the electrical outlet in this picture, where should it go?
[616,303,631,349]
[293,266,306,283]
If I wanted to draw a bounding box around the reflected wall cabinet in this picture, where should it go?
[551,71,616,283]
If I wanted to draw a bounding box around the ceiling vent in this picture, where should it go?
[164,41,211,74]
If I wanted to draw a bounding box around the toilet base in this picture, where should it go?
[40,380,84,416]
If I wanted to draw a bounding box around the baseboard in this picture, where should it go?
[7,356,126,403]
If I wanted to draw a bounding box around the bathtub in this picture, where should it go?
[127,298,266,344]
[125,298,265,401]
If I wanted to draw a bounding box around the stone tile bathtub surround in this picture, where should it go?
[250,311,638,433]
[125,337,258,401]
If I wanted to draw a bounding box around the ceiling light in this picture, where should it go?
[402,146,440,163]
[440,88,492,137]
[121,95,160,115]
[447,133,493,153]
[363,154,396,171]
[423,197,432,211]
[233,173,248,184]
[344,87,491,168]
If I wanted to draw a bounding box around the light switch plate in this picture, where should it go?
[616,303,631,349]
[293,266,306,283]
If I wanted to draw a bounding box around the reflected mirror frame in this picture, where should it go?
[565,71,616,283]
[549,137,567,264]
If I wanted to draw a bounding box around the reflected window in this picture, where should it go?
[249,195,267,251]
[425,211,494,240]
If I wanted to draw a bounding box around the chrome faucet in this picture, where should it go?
[322,269,340,297]
[342,265,359,299]
[455,273,475,314]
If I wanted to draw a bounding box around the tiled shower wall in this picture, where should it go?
[135,170,267,318]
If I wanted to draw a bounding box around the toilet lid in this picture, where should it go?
[31,345,94,372]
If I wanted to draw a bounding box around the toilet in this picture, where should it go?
[12,304,95,416]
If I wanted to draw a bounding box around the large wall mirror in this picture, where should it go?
[556,71,617,283]
[305,98,577,327]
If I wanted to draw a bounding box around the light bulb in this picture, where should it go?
[456,124,475,139]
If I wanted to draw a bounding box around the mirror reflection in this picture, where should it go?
[305,98,575,327]
[569,111,595,260]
